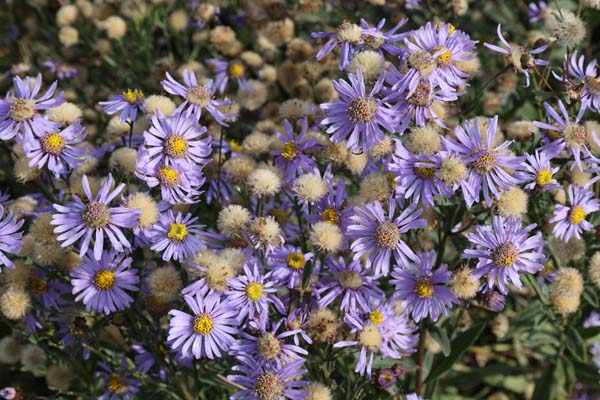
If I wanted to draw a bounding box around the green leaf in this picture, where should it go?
[582,287,599,308]
[566,326,586,361]
[532,363,555,400]
[430,325,451,356]
[579,326,600,340]
[301,260,313,289]
[572,358,600,386]
[425,322,486,383]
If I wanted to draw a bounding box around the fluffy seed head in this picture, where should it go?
[310,222,343,253]
[0,336,22,364]
[223,155,256,182]
[349,50,384,81]
[47,102,82,124]
[218,204,251,237]
[496,187,528,218]
[306,382,332,400]
[149,266,182,303]
[450,267,479,299]
[0,287,31,320]
[307,308,338,343]
[250,216,282,246]
[126,192,159,229]
[294,174,328,202]
[103,16,128,39]
[545,9,586,48]
[359,173,394,203]
[20,344,47,375]
[247,168,282,197]
[551,267,584,298]
[358,324,382,352]
[46,365,74,391]
[57,5,78,26]
[588,252,600,288]
[438,156,467,185]
[257,333,281,359]
[254,371,284,400]
[242,132,272,156]
[407,125,441,155]
[491,314,509,338]
[144,95,176,117]
[109,148,137,175]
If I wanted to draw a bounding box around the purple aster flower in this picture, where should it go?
[270,245,314,289]
[553,51,600,115]
[520,150,560,191]
[584,311,600,328]
[43,60,78,80]
[281,308,312,346]
[272,118,319,182]
[161,70,233,125]
[375,368,397,389]
[386,74,458,128]
[0,205,24,271]
[230,319,308,368]
[226,262,285,330]
[71,249,139,314]
[359,18,409,56]
[308,178,355,232]
[96,361,141,400]
[312,21,365,70]
[550,184,600,241]
[405,394,425,400]
[397,22,477,92]
[484,290,506,311]
[464,216,546,294]
[442,116,523,207]
[0,73,63,142]
[0,388,17,400]
[228,359,308,400]
[23,121,86,178]
[405,0,422,9]
[51,174,139,260]
[208,58,253,93]
[148,210,205,261]
[28,269,68,310]
[136,160,204,204]
[167,292,238,359]
[334,302,417,377]
[391,250,458,322]
[137,111,212,172]
[389,143,453,207]
[534,100,588,171]
[315,256,384,313]
[321,69,397,152]
[349,200,425,277]
[484,24,548,87]
[529,1,548,23]
[98,88,145,122]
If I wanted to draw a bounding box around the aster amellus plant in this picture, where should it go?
[4,1,600,399]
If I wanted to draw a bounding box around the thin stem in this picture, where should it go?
[217,125,224,204]
[128,120,135,148]
[416,319,429,395]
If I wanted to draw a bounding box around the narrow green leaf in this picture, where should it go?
[582,287,599,308]
[425,322,485,382]
[532,363,555,400]
[430,325,451,357]
[579,326,600,340]
[301,260,313,289]
[566,326,586,361]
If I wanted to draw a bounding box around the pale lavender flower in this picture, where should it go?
[550,184,600,241]
[348,200,425,277]
[520,150,560,191]
[442,116,523,207]
[553,51,600,115]
[51,174,140,260]
[321,69,397,152]
[96,360,141,400]
[312,21,365,70]
[484,24,548,87]
[71,250,139,314]
[464,216,546,294]
[98,88,145,122]
[136,160,204,204]
[148,210,205,261]
[161,70,233,125]
[359,18,409,56]
[272,118,319,182]
[43,61,78,80]
[23,121,86,178]
[529,1,547,23]
[0,73,63,142]
[226,262,285,330]
[228,359,308,400]
[270,245,314,289]
[168,292,238,359]
[208,59,253,93]
[391,251,458,322]
[0,205,24,271]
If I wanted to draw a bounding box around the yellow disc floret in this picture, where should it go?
[94,270,116,291]
[167,222,188,241]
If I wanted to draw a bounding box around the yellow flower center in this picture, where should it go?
[281,141,297,160]
[164,135,188,158]
[229,62,245,78]
[94,270,116,291]
[193,314,214,335]
[432,45,452,65]
[167,222,188,241]
[107,373,128,394]
[375,222,400,249]
[286,252,305,269]
[321,206,340,225]
[472,151,498,174]
[570,206,586,225]
[387,172,397,189]
[246,282,264,301]
[122,88,144,104]
[492,242,518,268]
[541,262,553,277]
[41,132,65,155]
[536,169,553,185]
[158,166,180,188]
[30,276,47,295]
[414,278,434,298]
[415,166,436,178]
[9,98,35,122]
[229,139,243,153]
[369,310,383,325]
